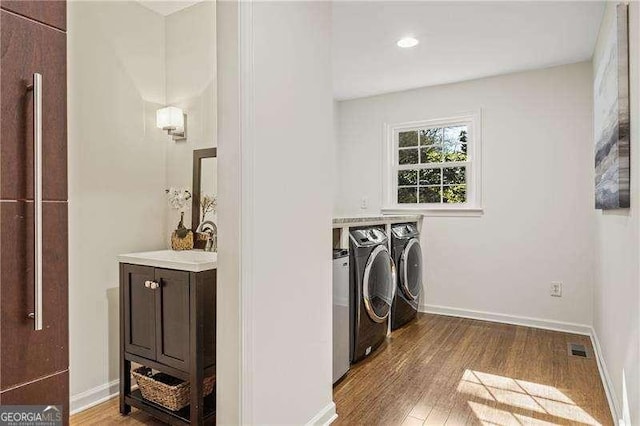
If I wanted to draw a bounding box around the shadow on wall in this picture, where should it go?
[87,1,166,105]
[602,209,631,217]
[107,287,120,385]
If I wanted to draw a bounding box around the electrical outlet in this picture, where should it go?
[550,282,562,297]
[360,197,368,210]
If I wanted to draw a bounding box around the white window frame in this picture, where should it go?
[382,111,483,217]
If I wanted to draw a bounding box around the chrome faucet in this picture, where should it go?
[198,221,217,252]
[205,229,216,252]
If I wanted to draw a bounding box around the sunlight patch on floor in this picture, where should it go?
[469,401,557,426]
[458,370,601,426]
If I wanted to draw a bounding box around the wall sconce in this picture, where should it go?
[156,106,187,141]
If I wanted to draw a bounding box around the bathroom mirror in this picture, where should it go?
[192,148,217,233]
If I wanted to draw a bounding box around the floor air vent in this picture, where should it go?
[568,343,589,358]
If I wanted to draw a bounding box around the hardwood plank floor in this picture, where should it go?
[333,314,612,426]
[71,397,164,425]
[72,314,612,425]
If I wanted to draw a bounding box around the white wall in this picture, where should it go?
[217,1,335,423]
[592,3,640,424]
[164,1,217,231]
[215,1,241,422]
[68,0,167,404]
[250,2,334,422]
[336,62,596,327]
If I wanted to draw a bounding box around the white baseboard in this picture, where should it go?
[71,381,338,426]
[70,379,119,415]
[305,401,338,426]
[589,327,621,425]
[420,304,592,335]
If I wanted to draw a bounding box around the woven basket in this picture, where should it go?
[132,367,215,411]
[171,230,194,251]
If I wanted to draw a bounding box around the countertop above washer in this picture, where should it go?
[332,214,422,228]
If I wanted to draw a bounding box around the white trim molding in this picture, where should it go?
[420,304,592,335]
[382,207,483,217]
[239,0,256,423]
[305,402,338,426]
[70,380,119,415]
[589,327,621,425]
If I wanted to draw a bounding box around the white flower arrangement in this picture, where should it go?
[165,187,192,210]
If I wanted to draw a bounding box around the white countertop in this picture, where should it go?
[332,214,422,228]
[118,250,217,272]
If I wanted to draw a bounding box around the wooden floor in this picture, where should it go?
[71,397,164,425]
[72,314,612,425]
[333,314,612,426]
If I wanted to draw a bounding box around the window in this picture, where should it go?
[383,113,482,216]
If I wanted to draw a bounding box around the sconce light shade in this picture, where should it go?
[156,106,184,130]
[156,106,187,141]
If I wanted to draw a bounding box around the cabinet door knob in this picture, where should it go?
[144,280,160,289]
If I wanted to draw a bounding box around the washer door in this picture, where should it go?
[399,238,422,300]
[362,245,394,323]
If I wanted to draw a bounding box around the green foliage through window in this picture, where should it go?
[399,131,419,147]
[398,170,418,186]
[398,187,417,203]
[443,185,466,203]
[399,148,419,165]
[397,125,469,205]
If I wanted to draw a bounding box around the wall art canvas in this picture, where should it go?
[594,3,630,209]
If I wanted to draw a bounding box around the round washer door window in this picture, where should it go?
[400,239,422,300]
[363,245,394,323]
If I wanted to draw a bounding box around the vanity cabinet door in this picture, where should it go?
[122,264,157,360]
[155,268,190,371]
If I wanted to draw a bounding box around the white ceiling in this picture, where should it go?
[333,1,605,100]
[138,0,203,16]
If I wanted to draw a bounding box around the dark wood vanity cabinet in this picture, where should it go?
[120,263,216,425]
[124,266,194,371]
[123,265,158,361]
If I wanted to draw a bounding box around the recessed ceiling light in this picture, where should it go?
[397,37,419,48]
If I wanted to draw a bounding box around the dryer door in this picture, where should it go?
[362,245,394,323]
[400,238,422,300]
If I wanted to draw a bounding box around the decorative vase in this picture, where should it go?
[171,212,194,251]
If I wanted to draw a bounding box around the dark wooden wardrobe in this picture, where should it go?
[0,0,69,422]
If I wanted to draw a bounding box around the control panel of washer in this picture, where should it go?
[391,223,419,239]
[349,228,388,247]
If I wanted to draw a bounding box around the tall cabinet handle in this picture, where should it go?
[27,73,43,331]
